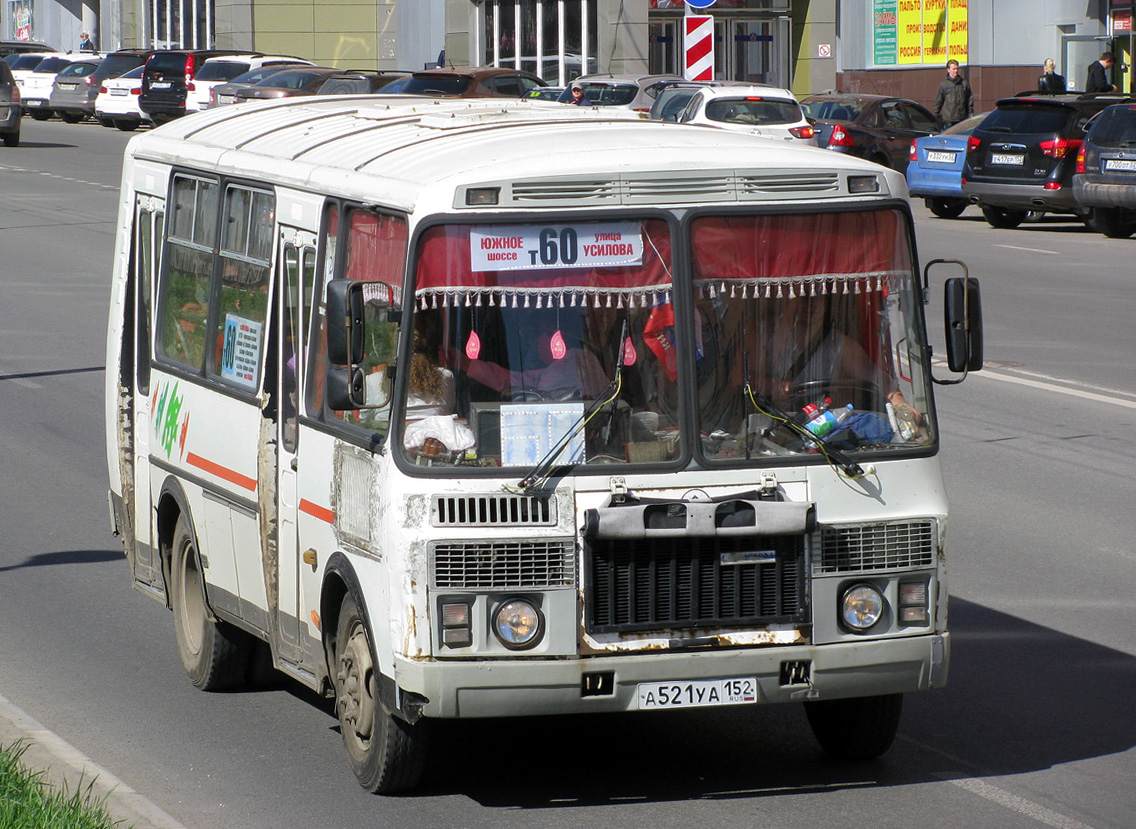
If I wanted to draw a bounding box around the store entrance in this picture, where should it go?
[714,17,790,87]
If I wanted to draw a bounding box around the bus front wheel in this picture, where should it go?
[804,693,903,760]
[170,515,249,691]
[335,594,427,794]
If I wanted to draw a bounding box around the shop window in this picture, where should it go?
[483,0,599,84]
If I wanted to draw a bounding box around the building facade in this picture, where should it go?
[4,0,1133,112]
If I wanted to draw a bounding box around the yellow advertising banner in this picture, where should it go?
[889,0,967,66]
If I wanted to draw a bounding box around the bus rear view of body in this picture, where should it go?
[105,96,981,793]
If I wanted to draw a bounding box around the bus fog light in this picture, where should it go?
[841,584,884,631]
[492,598,543,649]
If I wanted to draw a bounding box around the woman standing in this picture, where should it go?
[1038,58,1067,93]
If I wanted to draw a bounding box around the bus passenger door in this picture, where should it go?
[132,199,163,592]
[274,229,316,667]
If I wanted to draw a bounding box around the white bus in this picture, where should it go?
[105,96,982,793]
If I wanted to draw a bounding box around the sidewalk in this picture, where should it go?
[0,691,186,829]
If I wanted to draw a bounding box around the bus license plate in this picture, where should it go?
[637,677,758,709]
[926,150,956,163]
[1104,158,1136,172]
[990,153,1024,166]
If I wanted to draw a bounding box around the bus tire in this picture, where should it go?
[170,515,250,691]
[335,593,427,794]
[804,693,903,761]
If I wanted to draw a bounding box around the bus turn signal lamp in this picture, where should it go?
[899,581,929,625]
[441,601,472,648]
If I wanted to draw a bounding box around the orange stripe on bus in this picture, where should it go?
[185,452,258,491]
[300,498,335,524]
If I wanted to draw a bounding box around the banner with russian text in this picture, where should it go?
[874,0,967,67]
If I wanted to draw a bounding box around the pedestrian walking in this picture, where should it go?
[932,59,973,129]
[1038,59,1066,94]
[1086,52,1116,93]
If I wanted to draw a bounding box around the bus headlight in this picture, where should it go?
[841,583,885,631]
[492,598,544,649]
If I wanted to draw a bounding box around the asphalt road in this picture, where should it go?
[0,117,1133,829]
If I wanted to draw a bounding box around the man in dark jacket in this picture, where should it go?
[1086,52,1116,93]
[932,59,973,128]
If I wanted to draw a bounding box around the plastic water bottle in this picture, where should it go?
[805,401,838,437]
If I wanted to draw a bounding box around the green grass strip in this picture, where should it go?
[0,739,128,828]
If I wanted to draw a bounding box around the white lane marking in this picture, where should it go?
[936,774,1095,829]
[994,244,1061,255]
[967,367,1136,411]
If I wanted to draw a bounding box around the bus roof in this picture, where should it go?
[127,96,904,212]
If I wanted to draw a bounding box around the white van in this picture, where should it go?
[106,96,981,793]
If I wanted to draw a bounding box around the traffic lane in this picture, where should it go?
[912,206,1136,397]
[4,115,139,188]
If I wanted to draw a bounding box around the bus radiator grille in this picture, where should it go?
[431,539,575,590]
[432,494,555,527]
[585,535,806,634]
[814,521,936,574]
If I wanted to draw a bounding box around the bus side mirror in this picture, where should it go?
[326,279,367,366]
[327,366,366,410]
[944,275,983,373]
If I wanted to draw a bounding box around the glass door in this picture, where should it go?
[714,17,790,87]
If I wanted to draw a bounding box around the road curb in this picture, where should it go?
[0,691,186,829]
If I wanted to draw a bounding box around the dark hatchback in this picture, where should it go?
[0,40,55,59]
[1073,103,1136,237]
[802,93,939,173]
[961,93,1135,228]
[140,49,256,123]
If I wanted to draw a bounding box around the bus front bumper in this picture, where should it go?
[394,632,949,719]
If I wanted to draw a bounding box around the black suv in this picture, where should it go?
[1073,103,1136,237]
[962,92,1135,228]
[0,58,19,147]
[140,49,256,123]
[0,40,55,58]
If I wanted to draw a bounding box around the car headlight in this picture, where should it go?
[492,598,544,649]
[841,583,885,631]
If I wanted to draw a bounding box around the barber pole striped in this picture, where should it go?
[684,15,714,81]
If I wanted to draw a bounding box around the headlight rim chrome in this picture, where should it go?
[491,596,545,650]
[841,582,886,632]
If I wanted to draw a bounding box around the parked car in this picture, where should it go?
[906,111,992,218]
[0,58,20,146]
[676,85,815,144]
[186,54,313,112]
[381,66,547,98]
[232,67,341,103]
[313,70,410,96]
[140,49,258,123]
[1073,102,1136,237]
[207,63,326,107]
[0,40,55,59]
[557,73,685,111]
[961,92,1135,228]
[94,64,148,131]
[802,93,940,173]
[20,54,101,120]
[50,50,151,123]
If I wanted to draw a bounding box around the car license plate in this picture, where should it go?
[926,150,956,163]
[990,153,1024,166]
[25,99,42,107]
[151,81,171,90]
[637,677,758,709]
[111,88,128,96]
[1103,158,1136,172]
[60,83,77,90]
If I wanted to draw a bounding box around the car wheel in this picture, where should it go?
[981,206,1027,229]
[59,111,84,124]
[1089,207,1136,239]
[2,129,18,148]
[96,116,115,128]
[927,197,967,219]
[29,109,51,121]
[114,119,139,131]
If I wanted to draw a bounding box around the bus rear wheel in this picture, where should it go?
[805,693,903,760]
[170,515,249,691]
[335,593,427,794]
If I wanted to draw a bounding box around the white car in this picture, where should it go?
[186,54,312,112]
[677,85,816,144]
[95,64,148,131]
[10,52,67,107]
[20,53,101,119]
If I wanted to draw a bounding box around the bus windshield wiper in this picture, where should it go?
[516,319,629,493]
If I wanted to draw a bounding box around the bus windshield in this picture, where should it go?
[390,208,932,470]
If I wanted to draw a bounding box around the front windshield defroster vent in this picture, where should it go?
[431,539,575,589]
[432,494,555,527]
[814,521,936,574]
